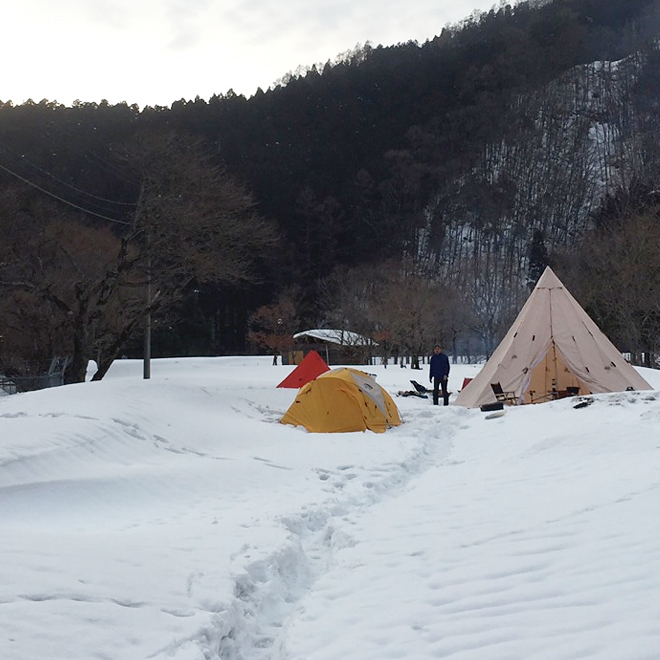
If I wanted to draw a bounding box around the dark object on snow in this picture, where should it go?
[480,401,504,412]
[398,390,428,398]
[410,380,430,394]
[573,398,594,409]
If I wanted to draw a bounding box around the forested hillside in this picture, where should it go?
[1,0,660,383]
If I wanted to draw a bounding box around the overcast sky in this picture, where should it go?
[5,0,497,109]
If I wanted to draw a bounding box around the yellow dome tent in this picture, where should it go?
[281,367,402,433]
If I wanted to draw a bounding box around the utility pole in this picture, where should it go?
[144,272,151,379]
[143,228,152,380]
[139,180,151,380]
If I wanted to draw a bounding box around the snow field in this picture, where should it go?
[1,357,660,659]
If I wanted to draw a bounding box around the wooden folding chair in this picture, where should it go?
[491,382,518,405]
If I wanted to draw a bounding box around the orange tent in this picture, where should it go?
[277,350,330,388]
[281,367,402,433]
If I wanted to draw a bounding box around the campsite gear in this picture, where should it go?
[398,390,427,398]
[454,267,652,408]
[277,350,330,388]
[480,402,504,412]
[398,380,428,397]
[491,382,518,405]
[281,367,402,433]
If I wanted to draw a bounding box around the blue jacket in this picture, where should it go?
[429,352,450,379]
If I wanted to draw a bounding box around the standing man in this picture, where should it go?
[429,343,450,406]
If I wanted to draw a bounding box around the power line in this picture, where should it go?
[22,154,138,206]
[83,149,141,188]
[0,139,139,207]
[0,161,133,225]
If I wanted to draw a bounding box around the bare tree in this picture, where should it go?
[248,292,300,364]
[0,191,127,382]
[319,260,457,368]
[569,208,660,366]
[459,255,528,358]
[0,134,278,383]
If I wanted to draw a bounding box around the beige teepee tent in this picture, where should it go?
[454,267,652,408]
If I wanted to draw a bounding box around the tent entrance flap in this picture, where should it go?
[526,344,583,402]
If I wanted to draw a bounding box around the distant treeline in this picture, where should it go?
[1,0,660,372]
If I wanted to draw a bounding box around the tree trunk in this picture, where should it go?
[66,322,91,384]
[90,316,143,381]
[91,357,115,381]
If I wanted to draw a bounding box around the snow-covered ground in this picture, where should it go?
[2,356,660,660]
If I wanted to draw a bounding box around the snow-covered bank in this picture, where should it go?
[1,358,659,659]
